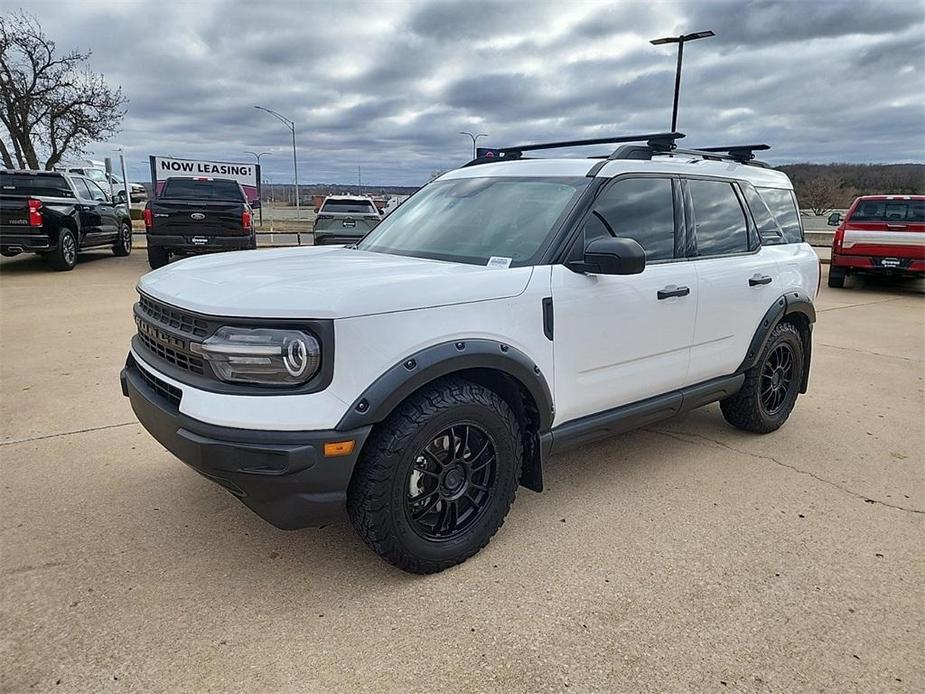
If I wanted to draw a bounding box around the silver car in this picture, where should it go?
[313,195,381,245]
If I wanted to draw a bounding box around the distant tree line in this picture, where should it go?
[778,163,925,215]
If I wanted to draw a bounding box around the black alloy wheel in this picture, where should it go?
[405,424,497,541]
[759,343,794,415]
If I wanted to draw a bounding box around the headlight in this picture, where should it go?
[191,327,321,386]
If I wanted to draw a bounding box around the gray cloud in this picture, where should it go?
[4,0,923,185]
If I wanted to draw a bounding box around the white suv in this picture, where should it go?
[121,133,819,574]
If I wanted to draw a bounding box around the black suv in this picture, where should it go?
[0,170,133,271]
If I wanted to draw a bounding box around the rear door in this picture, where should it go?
[684,177,781,383]
[552,175,699,424]
[840,198,925,267]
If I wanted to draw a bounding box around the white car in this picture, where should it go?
[121,133,819,574]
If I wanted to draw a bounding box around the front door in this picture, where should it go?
[552,176,698,425]
[84,179,119,240]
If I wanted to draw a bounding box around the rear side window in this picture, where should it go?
[688,179,749,256]
[0,173,73,197]
[742,183,785,245]
[321,199,378,214]
[161,178,244,201]
[71,178,93,199]
[849,200,924,223]
[586,177,676,261]
[758,187,803,243]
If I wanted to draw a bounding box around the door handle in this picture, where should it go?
[886,224,907,230]
[749,274,773,286]
[657,285,690,300]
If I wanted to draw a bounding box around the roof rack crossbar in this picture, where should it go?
[692,144,770,163]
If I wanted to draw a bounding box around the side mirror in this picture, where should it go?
[567,236,646,275]
[114,190,127,204]
[827,212,842,227]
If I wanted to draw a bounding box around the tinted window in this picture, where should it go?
[0,173,73,197]
[85,179,108,201]
[689,180,749,256]
[758,187,803,243]
[742,183,784,245]
[71,178,94,199]
[587,178,675,261]
[358,177,588,265]
[161,178,244,201]
[849,200,924,223]
[321,199,378,215]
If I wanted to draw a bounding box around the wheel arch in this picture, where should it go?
[336,339,553,492]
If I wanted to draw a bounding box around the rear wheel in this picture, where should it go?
[48,229,77,271]
[113,222,133,256]
[347,378,522,574]
[721,321,804,434]
[147,245,170,269]
[828,266,847,288]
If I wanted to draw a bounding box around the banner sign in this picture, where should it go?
[149,155,261,206]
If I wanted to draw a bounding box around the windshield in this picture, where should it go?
[357,176,589,265]
[161,178,243,201]
[321,199,378,215]
[849,200,924,223]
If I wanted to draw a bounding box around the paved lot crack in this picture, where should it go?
[646,428,924,516]
[0,421,137,447]
[816,342,921,363]
[817,297,907,313]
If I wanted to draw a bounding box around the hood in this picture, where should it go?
[138,246,533,319]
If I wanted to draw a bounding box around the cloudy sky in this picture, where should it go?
[6,0,925,185]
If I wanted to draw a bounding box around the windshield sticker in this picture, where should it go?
[487,256,512,269]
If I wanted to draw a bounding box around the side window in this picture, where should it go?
[586,177,676,261]
[85,179,108,202]
[758,187,803,243]
[742,182,785,245]
[71,178,93,199]
[688,179,749,256]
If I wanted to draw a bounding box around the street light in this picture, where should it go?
[459,131,488,159]
[244,151,271,226]
[254,106,300,218]
[650,30,715,132]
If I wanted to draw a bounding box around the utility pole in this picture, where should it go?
[649,30,715,131]
[244,151,270,226]
[459,131,488,159]
[254,106,301,218]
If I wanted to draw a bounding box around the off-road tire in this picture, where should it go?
[113,221,133,256]
[827,266,846,288]
[721,321,804,434]
[347,378,522,574]
[48,228,77,271]
[147,245,170,269]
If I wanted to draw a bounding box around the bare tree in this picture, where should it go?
[797,175,843,216]
[0,10,126,170]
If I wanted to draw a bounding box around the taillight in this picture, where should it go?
[143,206,153,229]
[241,208,252,229]
[832,225,845,253]
[27,198,43,227]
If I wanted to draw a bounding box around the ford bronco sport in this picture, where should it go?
[121,133,819,574]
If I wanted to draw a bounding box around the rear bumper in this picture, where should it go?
[313,233,364,246]
[121,355,371,529]
[0,232,53,252]
[147,233,254,253]
[831,252,924,274]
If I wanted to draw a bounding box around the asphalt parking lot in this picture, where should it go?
[1,249,923,693]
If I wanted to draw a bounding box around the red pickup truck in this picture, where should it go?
[828,195,924,288]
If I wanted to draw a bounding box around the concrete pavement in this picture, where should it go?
[1,249,923,693]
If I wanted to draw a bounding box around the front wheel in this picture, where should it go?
[113,222,133,256]
[147,245,170,269]
[721,321,804,433]
[347,379,522,574]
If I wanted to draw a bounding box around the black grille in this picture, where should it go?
[139,295,209,338]
[137,328,205,375]
[136,360,182,408]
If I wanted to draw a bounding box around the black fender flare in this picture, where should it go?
[335,339,554,433]
[737,290,816,391]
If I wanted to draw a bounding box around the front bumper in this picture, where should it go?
[121,356,371,529]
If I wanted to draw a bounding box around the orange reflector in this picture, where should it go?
[324,440,355,457]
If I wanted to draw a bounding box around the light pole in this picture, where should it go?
[650,30,715,132]
[244,151,271,226]
[254,106,300,218]
[459,131,488,159]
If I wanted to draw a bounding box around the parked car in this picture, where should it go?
[827,195,924,287]
[143,176,256,269]
[313,195,381,245]
[0,169,133,270]
[120,133,818,574]
[58,161,147,203]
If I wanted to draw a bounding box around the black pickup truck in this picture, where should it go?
[0,170,133,271]
[144,177,256,269]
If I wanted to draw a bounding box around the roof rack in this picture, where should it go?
[464,132,684,167]
[609,142,771,167]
